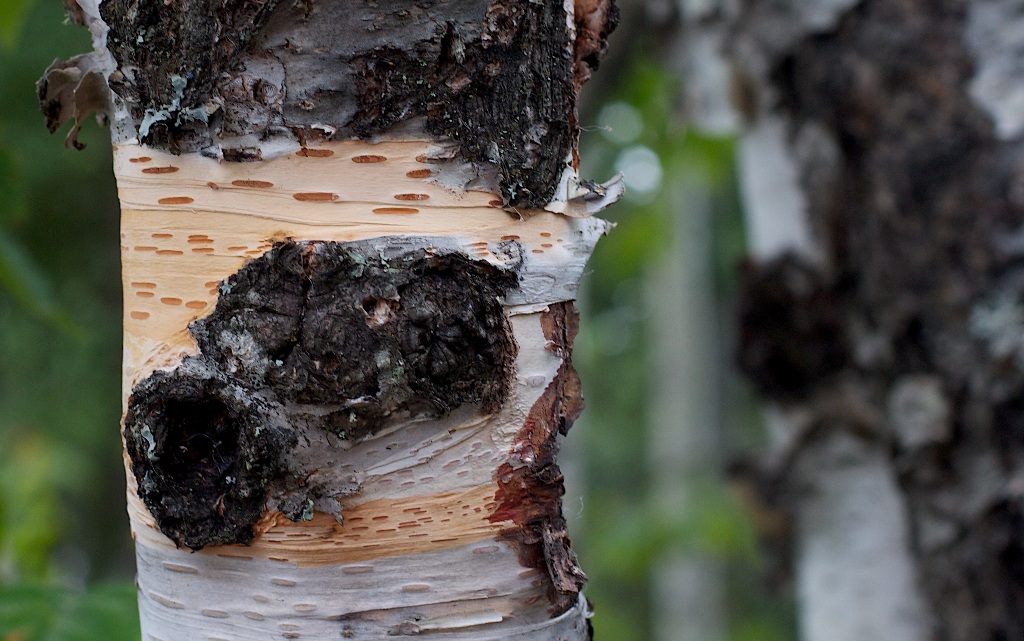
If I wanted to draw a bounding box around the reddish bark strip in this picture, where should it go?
[490,302,586,613]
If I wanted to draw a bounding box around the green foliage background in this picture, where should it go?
[0,1,137,638]
[0,3,792,640]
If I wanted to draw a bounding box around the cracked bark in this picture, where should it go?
[683,1,1024,640]
[41,1,619,639]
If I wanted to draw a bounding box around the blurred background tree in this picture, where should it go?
[0,1,791,640]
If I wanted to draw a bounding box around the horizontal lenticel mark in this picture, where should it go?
[372,207,420,215]
[293,192,338,202]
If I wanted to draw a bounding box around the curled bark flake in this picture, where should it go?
[36,54,112,150]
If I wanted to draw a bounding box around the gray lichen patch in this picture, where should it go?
[125,241,518,550]
[93,0,618,208]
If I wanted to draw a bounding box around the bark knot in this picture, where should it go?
[125,240,518,549]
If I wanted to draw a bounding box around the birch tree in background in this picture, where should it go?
[37,1,620,639]
[684,1,1024,639]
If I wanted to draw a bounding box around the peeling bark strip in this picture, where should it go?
[491,302,586,613]
[691,0,1024,639]
[125,241,517,550]
[95,0,618,208]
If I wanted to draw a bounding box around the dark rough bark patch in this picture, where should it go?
[422,0,576,208]
[124,363,295,549]
[490,302,586,614]
[125,241,518,550]
[737,254,849,401]
[340,0,579,207]
[729,1,1024,638]
[100,0,281,151]
[90,0,617,208]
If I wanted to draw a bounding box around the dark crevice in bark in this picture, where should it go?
[125,240,518,550]
[732,1,1024,638]
[97,0,618,208]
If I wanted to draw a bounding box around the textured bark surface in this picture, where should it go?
[95,0,618,208]
[125,241,518,549]
[108,144,609,637]
[42,0,618,638]
[706,0,1024,638]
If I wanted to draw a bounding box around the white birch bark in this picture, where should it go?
[114,142,611,640]
[41,1,621,639]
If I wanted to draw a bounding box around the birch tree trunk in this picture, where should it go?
[38,1,620,639]
[683,1,1024,639]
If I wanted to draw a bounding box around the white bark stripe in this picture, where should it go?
[137,539,590,639]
